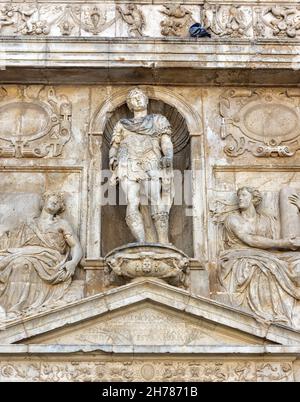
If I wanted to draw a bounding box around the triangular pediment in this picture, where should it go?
[25,301,266,346]
[1,279,300,346]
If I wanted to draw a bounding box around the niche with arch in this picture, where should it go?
[101,98,193,257]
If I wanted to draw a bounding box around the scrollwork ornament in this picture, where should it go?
[0,86,72,158]
[219,89,300,157]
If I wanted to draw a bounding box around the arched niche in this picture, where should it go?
[90,86,202,136]
[89,87,203,259]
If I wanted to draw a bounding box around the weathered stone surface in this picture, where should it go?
[0,1,299,42]
[1,280,299,346]
[0,0,300,382]
[0,353,297,382]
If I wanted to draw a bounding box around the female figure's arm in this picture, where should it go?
[227,215,300,250]
[61,221,83,280]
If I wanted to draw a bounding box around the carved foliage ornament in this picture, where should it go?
[219,89,300,157]
[53,5,119,36]
[0,3,299,39]
[0,4,50,35]
[0,4,120,36]
[0,86,72,158]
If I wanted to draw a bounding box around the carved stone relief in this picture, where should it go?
[0,86,72,158]
[105,244,189,288]
[0,4,15,31]
[0,191,83,320]
[0,360,294,382]
[0,80,298,380]
[219,89,300,157]
[260,5,300,38]
[202,3,252,38]
[0,2,299,40]
[0,3,50,35]
[0,3,118,36]
[30,302,263,346]
[211,185,300,326]
[160,4,194,37]
[81,5,117,36]
[54,5,81,36]
[117,4,145,37]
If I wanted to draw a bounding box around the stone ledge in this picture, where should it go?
[1,344,300,355]
[0,67,299,86]
[0,37,299,70]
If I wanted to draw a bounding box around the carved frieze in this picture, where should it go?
[219,88,300,157]
[81,5,118,36]
[0,2,299,40]
[0,4,15,31]
[0,360,294,382]
[0,86,72,158]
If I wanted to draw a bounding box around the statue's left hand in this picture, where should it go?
[60,261,77,281]
[287,236,300,250]
[160,156,172,168]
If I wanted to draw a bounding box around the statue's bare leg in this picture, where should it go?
[145,175,170,244]
[121,178,145,242]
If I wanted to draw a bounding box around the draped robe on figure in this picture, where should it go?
[219,212,300,324]
[0,218,72,315]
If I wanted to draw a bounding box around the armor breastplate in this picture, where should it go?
[119,132,160,161]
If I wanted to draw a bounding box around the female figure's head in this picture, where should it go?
[237,187,262,211]
[41,191,65,216]
[126,88,149,112]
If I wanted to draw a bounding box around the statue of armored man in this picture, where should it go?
[109,87,174,244]
[106,88,188,287]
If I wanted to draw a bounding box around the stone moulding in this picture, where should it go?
[0,280,300,381]
[1,279,300,381]
[0,37,299,72]
[2,278,298,345]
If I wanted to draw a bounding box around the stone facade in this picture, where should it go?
[0,0,300,382]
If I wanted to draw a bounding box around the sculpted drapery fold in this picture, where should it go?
[218,187,300,325]
[0,192,83,318]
